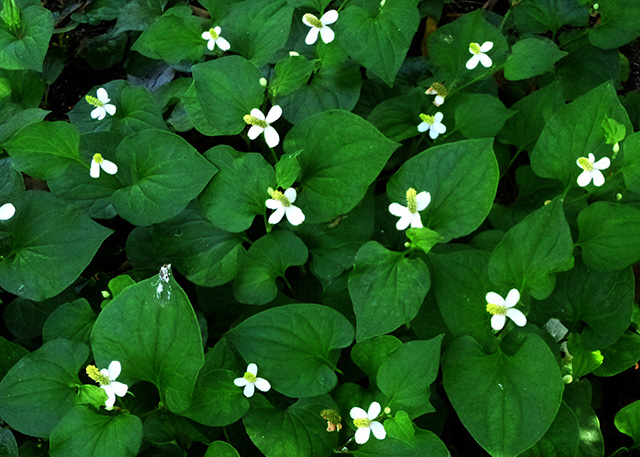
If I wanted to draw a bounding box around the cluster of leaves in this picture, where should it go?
[1,0,640,456]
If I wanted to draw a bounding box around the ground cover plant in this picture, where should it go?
[1,0,640,455]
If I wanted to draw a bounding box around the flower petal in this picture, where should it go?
[491,314,506,331]
[302,14,315,27]
[0,203,15,220]
[485,292,505,306]
[415,191,431,211]
[429,128,440,139]
[577,170,592,187]
[350,407,367,420]
[319,26,335,44]
[250,108,265,120]
[100,159,118,175]
[434,95,444,106]
[266,105,283,124]
[268,207,286,224]
[506,308,527,327]
[247,125,263,140]
[305,27,320,45]
[217,36,231,51]
[417,122,429,133]
[263,126,280,148]
[478,53,493,68]
[90,159,101,178]
[434,112,443,122]
[321,9,339,25]
[410,213,423,228]
[593,157,610,170]
[370,421,386,440]
[254,377,271,392]
[480,41,494,52]
[504,288,520,308]
[587,153,595,162]
[355,427,371,444]
[284,187,297,203]
[247,363,258,375]
[91,106,105,120]
[111,381,128,397]
[108,361,122,379]
[466,55,480,70]
[367,401,381,419]
[103,386,116,409]
[213,26,222,35]
[207,39,215,51]
[396,213,412,231]
[591,169,605,187]
[266,199,282,209]
[234,377,249,387]
[388,203,408,217]
[201,31,211,40]
[104,104,116,116]
[434,122,447,134]
[243,383,256,398]
[97,88,110,103]
[285,205,305,226]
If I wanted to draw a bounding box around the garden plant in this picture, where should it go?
[1,0,640,456]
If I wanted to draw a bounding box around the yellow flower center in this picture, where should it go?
[470,42,481,54]
[354,418,371,428]
[304,13,323,28]
[85,95,103,107]
[93,153,105,164]
[244,114,268,128]
[208,27,219,39]
[486,303,506,316]
[578,157,593,171]
[86,365,110,385]
[406,187,418,214]
[270,190,292,207]
[419,113,434,125]
[243,371,257,383]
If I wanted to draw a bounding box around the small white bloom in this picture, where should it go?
[425,83,447,107]
[266,187,305,226]
[466,41,493,70]
[289,51,300,57]
[233,363,271,398]
[350,401,386,444]
[90,153,118,178]
[86,361,128,410]
[417,112,446,139]
[201,26,230,52]
[0,203,15,221]
[576,153,610,187]
[259,77,268,87]
[389,188,431,231]
[302,10,338,45]
[86,88,116,120]
[244,106,282,148]
[486,289,526,331]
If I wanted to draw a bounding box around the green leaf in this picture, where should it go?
[615,399,640,448]
[285,0,331,9]
[577,202,640,272]
[519,402,580,457]
[91,271,204,413]
[377,337,442,418]
[275,151,301,189]
[406,227,444,255]
[563,380,604,457]
[428,9,508,87]
[531,81,631,185]
[0,6,52,71]
[220,0,293,67]
[0,336,28,379]
[112,129,216,226]
[276,43,362,124]
[243,395,338,457]
[623,132,640,192]
[351,429,450,456]
[131,6,204,64]
[0,428,18,457]
[498,81,565,153]
[336,0,419,86]
[367,88,426,142]
[601,114,626,147]
[5,121,82,180]
[0,191,112,301]
[535,260,633,350]
[384,410,415,444]
[271,54,317,98]
[284,110,399,223]
[443,333,564,457]
[184,56,264,136]
[0,339,89,438]
[49,406,143,457]
[42,298,96,345]
[386,138,498,242]
[115,0,167,32]
[489,198,573,299]
[199,145,274,233]
[349,241,430,341]
[449,93,514,139]
[179,369,249,426]
[504,37,567,81]
[594,331,640,377]
[0,107,48,145]
[588,0,640,49]
[204,441,241,457]
[226,303,354,397]
[567,333,604,379]
[233,230,308,305]
[512,0,588,34]
[351,335,403,381]
[133,208,245,288]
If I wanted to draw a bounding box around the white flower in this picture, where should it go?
[266,187,305,226]
[576,153,610,187]
[86,88,116,120]
[244,106,282,148]
[90,153,118,178]
[0,203,15,221]
[425,83,447,106]
[302,10,338,45]
[389,188,430,231]
[466,41,493,70]
[86,361,128,410]
[486,289,526,331]
[201,26,230,52]
[233,363,271,398]
[417,112,446,139]
[350,401,386,444]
